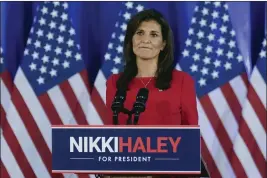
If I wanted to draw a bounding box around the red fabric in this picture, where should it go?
[106,69,198,126]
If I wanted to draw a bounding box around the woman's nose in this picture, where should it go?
[141,35,151,43]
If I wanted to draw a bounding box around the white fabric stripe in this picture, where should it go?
[1,78,11,110]
[209,88,239,142]
[197,99,235,178]
[233,133,262,178]
[209,88,261,176]
[48,85,77,125]
[1,135,25,178]
[6,102,51,178]
[229,76,248,108]
[94,71,107,103]
[14,68,52,150]
[251,68,266,109]
[242,100,266,159]
[68,73,103,125]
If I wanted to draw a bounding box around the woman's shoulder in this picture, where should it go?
[106,73,121,86]
[172,69,194,83]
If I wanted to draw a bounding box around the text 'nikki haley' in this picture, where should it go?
[70,137,182,153]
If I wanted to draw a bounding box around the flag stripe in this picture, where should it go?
[242,100,266,159]
[7,102,51,178]
[247,84,267,132]
[221,79,266,177]
[79,71,105,125]
[1,71,13,93]
[69,71,103,125]
[231,133,262,178]
[200,95,247,177]
[39,93,64,125]
[14,69,52,150]
[11,86,55,177]
[2,114,37,178]
[210,87,239,143]
[1,160,11,178]
[48,86,77,125]
[60,80,88,125]
[90,87,109,124]
[200,137,221,178]
[1,136,25,178]
[237,116,266,177]
[1,78,12,112]
[229,74,248,110]
[250,68,266,109]
[197,99,235,178]
[94,71,107,103]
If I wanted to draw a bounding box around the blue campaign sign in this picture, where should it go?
[52,126,201,174]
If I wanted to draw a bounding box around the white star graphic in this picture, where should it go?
[214,59,221,68]
[201,67,209,76]
[37,76,45,84]
[203,57,211,64]
[39,65,47,74]
[190,64,198,72]
[67,39,74,47]
[52,58,59,66]
[182,49,189,57]
[224,62,232,70]
[36,29,44,37]
[136,4,144,12]
[62,60,70,68]
[51,10,58,18]
[125,2,133,9]
[49,21,56,29]
[185,39,192,46]
[205,45,213,54]
[50,69,57,77]
[198,78,206,87]
[29,63,37,71]
[65,50,72,58]
[75,53,82,61]
[47,32,54,40]
[211,71,219,79]
[111,67,119,74]
[108,43,113,49]
[114,56,121,64]
[42,55,49,63]
[123,12,131,20]
[104,53,111,60]
[44,44,51,52]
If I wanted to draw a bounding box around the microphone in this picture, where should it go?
[111,89,126,125]
[132,88,149,125]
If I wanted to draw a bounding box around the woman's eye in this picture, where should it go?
[136,31,143,35]
[151,33,158,37]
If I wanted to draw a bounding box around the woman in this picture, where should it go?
[103,8,199,178]
[106,9,198,126]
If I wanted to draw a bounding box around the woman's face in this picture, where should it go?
[132,20,166,61]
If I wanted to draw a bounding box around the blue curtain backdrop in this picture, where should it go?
[1,1,266,85]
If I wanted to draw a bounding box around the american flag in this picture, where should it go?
[177,2,266,178]
[234,36,266,177]
[2,2,93,178]
[1,44,18,177]
[91,2,144,124]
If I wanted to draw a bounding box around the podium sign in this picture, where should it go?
[52,126,201,174]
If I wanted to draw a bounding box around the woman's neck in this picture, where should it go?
[136,58,157,77]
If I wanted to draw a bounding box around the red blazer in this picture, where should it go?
[106,69,198,126]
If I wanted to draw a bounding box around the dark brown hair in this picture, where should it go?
[116,9,175,90]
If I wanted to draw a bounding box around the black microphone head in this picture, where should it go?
[111,89,126,112]
[133,88,149,113]
[136,88,149,103]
